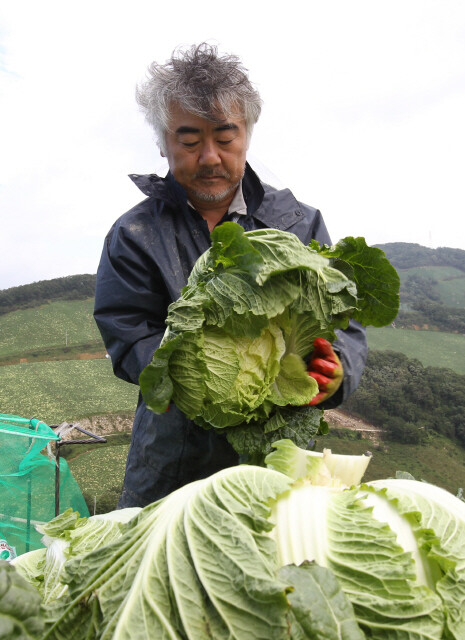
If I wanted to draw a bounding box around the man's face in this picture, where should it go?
[162,103,248,209]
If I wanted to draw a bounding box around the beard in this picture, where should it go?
[190,181,240,203]
[188,167,244,203]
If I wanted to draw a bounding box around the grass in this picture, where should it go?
[0,342,105,366]
[398,266,465,283]
[0,359,139,424]
[366,327,465,373]
[67,435,131,514]
[314,430,465,495]
[436,277,465,308]
[0,299,103,359]
[398,266,465,309]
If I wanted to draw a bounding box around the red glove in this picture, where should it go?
[308,338,343,405]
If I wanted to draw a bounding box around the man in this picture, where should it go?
[94,43,367,508]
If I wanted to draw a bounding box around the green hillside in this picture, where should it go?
[378,242,465,332]
[397,266,465,282]
[66,436,131,513]
[376,242,465,272]
[0,359,138,424]
[437,277,465,308]
[0,274,96,315]
[366,327,465,374]
[396,266,465,310]
[0,298,103,361]
[314,431,464,497]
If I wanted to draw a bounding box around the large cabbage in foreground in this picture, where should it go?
[140,223,399,454]
[10,441,465,639]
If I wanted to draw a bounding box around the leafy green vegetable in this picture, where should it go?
[140,223,399,455]
[268,443,465,639]
[280,562,365,640]
[42,466,293,640]
[0,559,45,639]
[222,405,328,461]
[13,507,141,606]
[265,438,371,487]
[270,482,446,638]
[13,442,465,639]
[310,235,401,327]
[367,478,465,640]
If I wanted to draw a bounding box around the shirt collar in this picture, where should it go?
[188,181,247,216]
[227,181,247,215]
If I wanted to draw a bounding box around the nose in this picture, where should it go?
[198,139,221,166]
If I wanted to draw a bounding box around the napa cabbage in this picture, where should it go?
[12,507,140,606]
[0,559,45,639]
[140,223,399,455]
[14,441,465,640]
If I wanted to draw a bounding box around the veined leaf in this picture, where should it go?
[140,223,400,457]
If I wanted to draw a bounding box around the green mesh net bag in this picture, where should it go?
[0,414,89,559]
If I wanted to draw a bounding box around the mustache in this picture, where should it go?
[193,169,231,179]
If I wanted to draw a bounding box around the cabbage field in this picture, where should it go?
[0,299,103,360]
[367,327,465,374]
[0,359,138,424]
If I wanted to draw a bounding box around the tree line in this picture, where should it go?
[0,275,96,315]
[377,242,465,272]
[344,350,465,447]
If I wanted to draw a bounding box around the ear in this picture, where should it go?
[160,149,166,158]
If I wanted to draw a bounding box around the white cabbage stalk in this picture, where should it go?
[268,473,465,639]
[265,438,372,487]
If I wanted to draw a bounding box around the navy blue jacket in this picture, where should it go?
[94,164,367,507]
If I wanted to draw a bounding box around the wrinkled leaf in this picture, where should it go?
[313,236,400,327]
[280,562,365,640]
[225,406,326,457]
[43,466,292,640]
[0,560,45,640]
[140,223,399,457]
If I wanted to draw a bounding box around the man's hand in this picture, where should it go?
[308,338,343,405]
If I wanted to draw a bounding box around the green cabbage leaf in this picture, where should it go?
[11,442,462,639]
[0,559,45,639]
[140,223,399,455]
[42,466,294,640]
[13,507,141,607]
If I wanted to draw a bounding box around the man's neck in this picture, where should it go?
[193,201,231,232]
[189,188,240,232]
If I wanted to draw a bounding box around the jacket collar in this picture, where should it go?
[129,162,262,202]
[128,162,304,231]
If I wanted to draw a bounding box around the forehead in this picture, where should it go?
[167,102,246,133]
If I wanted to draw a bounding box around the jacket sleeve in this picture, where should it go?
[322,320,368,408]
[93,221,171,385]
[299,203,368,408]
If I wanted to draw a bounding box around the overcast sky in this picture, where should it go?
[1,0,464,289]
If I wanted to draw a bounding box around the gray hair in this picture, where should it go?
[136,43,262,153]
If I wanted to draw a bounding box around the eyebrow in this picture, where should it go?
[175,123,239,135]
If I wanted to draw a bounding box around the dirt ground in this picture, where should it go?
[54,414,134,440]
[57,409,385,443]
[77,352,107,360]
[325,409,386,444]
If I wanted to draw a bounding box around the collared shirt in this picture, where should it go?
[188,181,247,224]
[226,182,247,220]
